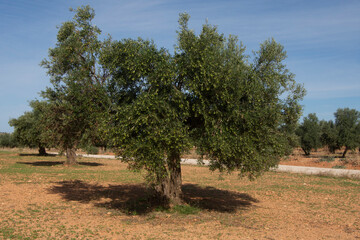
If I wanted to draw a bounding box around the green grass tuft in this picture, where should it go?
[332,165,346,169]
[319,156,335,162]
[171,205,200,215]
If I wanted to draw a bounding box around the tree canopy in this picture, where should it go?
[10,6,306,204]
[103,13,305,203]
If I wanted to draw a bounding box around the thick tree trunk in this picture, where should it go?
[155,152,182,205]
[329,146,336,154]
[38,146,47,156]
[65,147,77,166]
[342,146,349,158]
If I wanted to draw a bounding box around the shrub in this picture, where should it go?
[84,145,99,155]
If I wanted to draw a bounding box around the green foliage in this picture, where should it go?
[104,11,305,190]
[0,133,17,148]
[332,165,346,169]
[26,6,304,200]
[335,108,360,157]
[317,109,360,157]
[40,5,109,158]
[176,15,305,177]
[296,113,321,155]
[9,101,49,154]
[102,37,191,184]
[171,205,200,215]
[319,156,335,163]
[83,145,99,155]
[319,120,339,153]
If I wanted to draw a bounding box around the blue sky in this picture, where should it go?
[1,0,359,132]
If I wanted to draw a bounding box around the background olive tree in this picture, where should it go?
[319,120,339,154]
[40,6,109,165]
[335,108,360,157]
[9,101,49,155]
[0,133,17,148]
[296,113,321,155]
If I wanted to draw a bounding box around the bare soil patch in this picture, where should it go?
[183,147,360,170]
[280,148,360,170]
[0,149,360,239]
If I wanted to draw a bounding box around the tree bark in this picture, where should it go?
[302,147,310,156]
[65,147,77,166]
[155,152,182,205]
[342,146,349,158]
[38,146,47,156]
[329,146,336,154]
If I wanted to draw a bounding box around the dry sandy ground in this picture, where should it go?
[0,149,360,239]
[280,148,360,170]
[1,179,359,239]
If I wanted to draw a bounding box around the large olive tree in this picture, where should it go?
[103,13,305,204]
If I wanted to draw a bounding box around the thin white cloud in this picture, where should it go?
[217,2,360,46]
[1,0,359,131]
[94,0,177,33]
[306,85,360,99]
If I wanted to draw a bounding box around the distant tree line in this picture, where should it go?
[0,132,17,148]
[296,108,360,157]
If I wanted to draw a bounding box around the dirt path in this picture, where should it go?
[76,153,360,179]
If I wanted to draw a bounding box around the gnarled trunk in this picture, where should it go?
[342,146,349,158]
[155,152,182,205]
[38,146,47,156]
[302,147,310,156]
[65,147,77,166]
[329,146,337,154]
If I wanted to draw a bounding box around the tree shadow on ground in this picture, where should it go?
[48,180,258,215]
[302,154,344,159]
[17,161,104,167]
[315,155,341,159]
[182,184,258,212]
[19,153,58,157]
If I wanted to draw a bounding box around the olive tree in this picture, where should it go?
[0,133,17,148]
[319,120,339,153]
[103,13,305,204]
[335,108,360,157]
[9,101,49,155]
[296,113,321,155]
[40,6,109,165]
